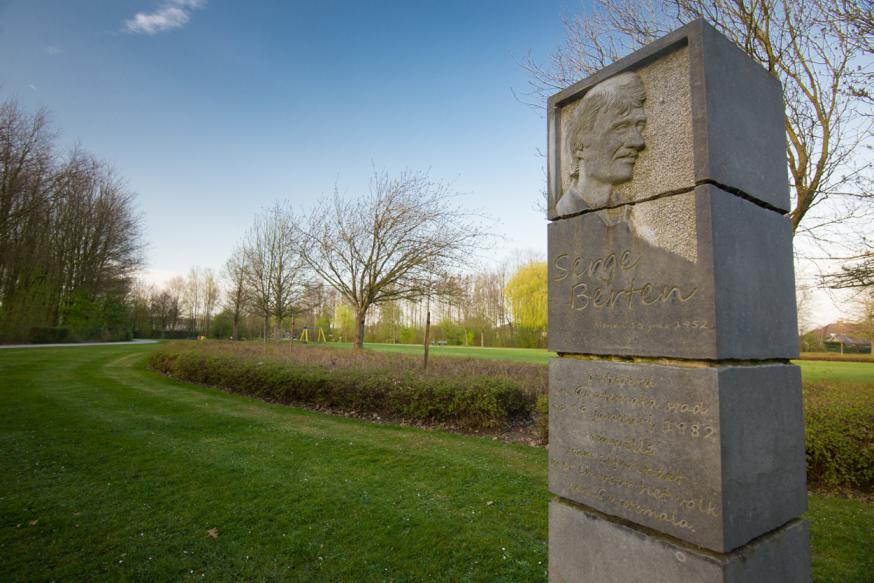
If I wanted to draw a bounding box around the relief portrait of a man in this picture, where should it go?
[555,72,647,222]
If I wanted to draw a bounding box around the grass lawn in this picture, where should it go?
[328,341,874,384]
[1,344,872,582]
[795,359,874,384]
[333,341,555,365]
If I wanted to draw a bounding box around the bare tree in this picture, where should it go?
[202,268,219,336]
[223,245,250,340]
[0,98,144,341]
[296,169,485,349]
[150,289,175,335]
[823,242,874,289]
[0,100,53,288]
[852,289,874,355]
[524,0,873,239]
[165,276,186,332]
[243,202,307,342]
[183,266,203,333]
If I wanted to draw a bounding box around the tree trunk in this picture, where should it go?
[423,308,431,370]
[289,313,295,351]
[232,317,238,341]
[354,307,367,350]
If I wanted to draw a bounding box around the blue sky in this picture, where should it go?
[0,0,580,282]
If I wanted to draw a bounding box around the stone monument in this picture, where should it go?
[547,20,811,582]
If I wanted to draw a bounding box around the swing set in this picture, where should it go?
[298,326,327,343]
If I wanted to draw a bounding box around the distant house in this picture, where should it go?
[809,321,872,354]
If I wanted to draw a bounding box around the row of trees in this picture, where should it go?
[202,170,488,350]
[0,100,144,342]
[124,178,549,349]
[173,168,547,349]
[128,256,549,349]
[127,267,219,338]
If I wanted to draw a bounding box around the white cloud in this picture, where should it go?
[124,0,206,35]
[43,45,63,55]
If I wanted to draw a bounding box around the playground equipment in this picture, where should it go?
[298,326,327,344]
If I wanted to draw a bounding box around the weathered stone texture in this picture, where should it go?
[548,358,806,552]
[556,46,696,211]
[547,20,789,220]
[546,18,809,583]
[547,185,798,360]
[549,500,812,583]
[690,23,790,211]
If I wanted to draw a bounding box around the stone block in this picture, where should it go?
[549,499,812,583]
[548,358,806,552]
[547,19,789,220]
[547,184,798,360]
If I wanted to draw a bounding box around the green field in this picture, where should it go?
[329,341,874,383]
[334,341,555,365]
[1,343,872,582]
[796,359,874,383]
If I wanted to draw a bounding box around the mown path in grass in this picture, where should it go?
[0,344,871,582]
[330,341,874,384]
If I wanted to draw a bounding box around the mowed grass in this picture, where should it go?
[334,341,554,365]
[797,359,874,383]
[0,344,548,582]
[0,344,872,582]
[330,341,874,384]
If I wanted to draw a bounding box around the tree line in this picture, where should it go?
[0,99,144,342]
[0,98,545,348]
[129,170,550,349]
[131,256,549,349]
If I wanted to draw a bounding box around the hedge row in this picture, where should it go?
[148,344,539,430]
[799,352,874,363]
[803,381,874,490]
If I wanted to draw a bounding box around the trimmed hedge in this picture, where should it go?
[799,352,874,364]
[148,343,540,430]
[804,381,874,490]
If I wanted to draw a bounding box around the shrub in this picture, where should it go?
[149,342,544,430]
[535,393,549,443]
[28,325,131,343]
[799,352,874,364]
[29,327,72,343]
[804,381,874,490]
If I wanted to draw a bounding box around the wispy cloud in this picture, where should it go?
[43,45,64,55]
[124,0,205,35]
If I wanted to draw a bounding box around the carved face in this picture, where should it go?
[577,105,647,187]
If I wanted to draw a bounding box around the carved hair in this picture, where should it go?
[567,72,646,178]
